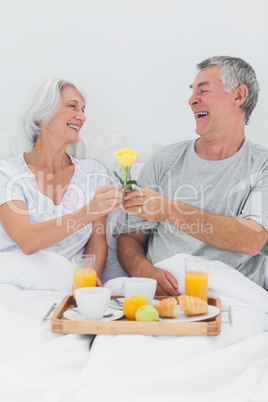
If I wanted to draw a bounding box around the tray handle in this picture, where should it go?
[42,303,58,323]
[221,306,233,326]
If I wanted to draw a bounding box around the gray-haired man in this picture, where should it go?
[114,56,268,295]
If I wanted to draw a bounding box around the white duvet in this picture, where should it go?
[0,251,268,402]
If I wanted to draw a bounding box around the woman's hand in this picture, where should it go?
[88,185,125,218]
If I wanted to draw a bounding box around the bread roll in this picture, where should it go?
[178,295,208,316]
[154,298,177,318]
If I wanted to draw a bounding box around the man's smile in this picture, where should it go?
[195,111,209,119]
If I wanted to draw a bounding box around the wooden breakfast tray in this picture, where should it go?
[51,296,221,336]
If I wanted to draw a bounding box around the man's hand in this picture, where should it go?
[117,231,178,296]
[122,188,171,222]
[148,266,179,296]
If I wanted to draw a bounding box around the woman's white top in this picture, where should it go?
[0,153,108,259]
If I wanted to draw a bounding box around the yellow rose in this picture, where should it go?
[114,148,140,167]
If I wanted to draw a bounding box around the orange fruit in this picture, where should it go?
[123,295,148,320]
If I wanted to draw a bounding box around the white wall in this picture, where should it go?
[0,0,267,150]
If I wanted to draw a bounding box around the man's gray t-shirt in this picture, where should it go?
[114,139,268,288]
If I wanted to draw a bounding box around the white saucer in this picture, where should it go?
[109,297,158,310]
[63,307,124,321]
[157,304,220,323]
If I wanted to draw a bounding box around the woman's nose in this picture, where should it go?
[76,109,87,123]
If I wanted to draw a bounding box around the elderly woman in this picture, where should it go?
[0,78,124,280]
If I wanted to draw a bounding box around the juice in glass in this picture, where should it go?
[185,257,209,302]
[185,270,208,302]
[72,255,96,298]
[73,268,96,295]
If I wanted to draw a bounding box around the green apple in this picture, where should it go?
[135,305,159,321]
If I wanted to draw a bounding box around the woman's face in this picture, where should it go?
[42,85,86,145]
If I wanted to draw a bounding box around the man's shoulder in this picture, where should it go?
[247,140,268,157]
[245,140,268,167]
[140,140,193,182]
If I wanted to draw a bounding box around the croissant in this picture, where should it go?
[154,298,177,318]
[178,295,208,316]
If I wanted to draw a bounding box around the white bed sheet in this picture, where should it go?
[0,284,95,402]
[65,254,268,402]
[0,253,268,402]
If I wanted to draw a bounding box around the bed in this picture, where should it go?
[1,132,268,402]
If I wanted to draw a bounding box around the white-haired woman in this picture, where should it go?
[0,78,124,282]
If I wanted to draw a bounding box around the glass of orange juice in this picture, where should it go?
[185,257,209,302]
[72,255,96,298]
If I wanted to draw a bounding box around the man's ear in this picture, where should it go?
[234,84,248,106]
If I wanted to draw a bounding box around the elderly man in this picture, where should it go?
[114,56,268,295]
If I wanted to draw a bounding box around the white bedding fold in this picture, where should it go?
[1,252,268,402]
[64,333,268,402]
[0,284,92,402]
[66,254,268,402]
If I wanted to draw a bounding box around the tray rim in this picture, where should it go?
[51,295,221,336]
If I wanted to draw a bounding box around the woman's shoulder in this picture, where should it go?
[0,153,25,175]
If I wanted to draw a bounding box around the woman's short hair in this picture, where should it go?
[17,77,87,144]
[197,56,259,125]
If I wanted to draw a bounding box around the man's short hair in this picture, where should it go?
[197,56,259,125]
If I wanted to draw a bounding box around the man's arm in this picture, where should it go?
[168,203,268,255]
[117,230,179,296]
[122,189,268,255]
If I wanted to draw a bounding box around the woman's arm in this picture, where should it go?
[0,185,124,255]
[84,216,108,280]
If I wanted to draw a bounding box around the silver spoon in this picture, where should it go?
[112,298,124,308]
[103,313,114,317]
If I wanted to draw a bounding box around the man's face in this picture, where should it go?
[188,66,237,139]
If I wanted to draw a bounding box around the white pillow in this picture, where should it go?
[0,132,32,160]
[151,142,165,155]
[0,250,73,293]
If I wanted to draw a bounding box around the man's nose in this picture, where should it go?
[188,93,200,106]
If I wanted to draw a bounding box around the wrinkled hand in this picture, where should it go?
[149,266,179,296]
[122,188,171,222]
[89,185,125,217]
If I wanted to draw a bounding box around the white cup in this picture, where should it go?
[122,277,157,303]
[75,287,111,320]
